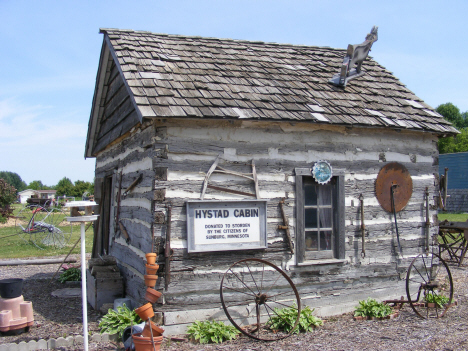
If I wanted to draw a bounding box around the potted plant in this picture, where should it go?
[424,292,450,308]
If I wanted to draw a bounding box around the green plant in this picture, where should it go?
[99,304,142,340]
[354,298,393,318]
[425,293,450,308]
[187,320,239,344]
[58,267,81,283]
[267,305,323,334]
[0,179,16,223]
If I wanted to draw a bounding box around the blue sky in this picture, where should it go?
[1,0,467,186]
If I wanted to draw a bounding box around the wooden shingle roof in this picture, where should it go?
[86,28,457,156]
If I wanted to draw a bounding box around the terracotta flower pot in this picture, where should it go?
[146,264,159,275]
[144,274,158,288]
[142,321,165,337]
[134,303,154,320]
[145,288,162,304]
[132,334,163,351]
[146,253,157,265]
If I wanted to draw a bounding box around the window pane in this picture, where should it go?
[318,184,332,205]
[304,184,317,206]
[319,208,332,229]
[305,208,317,228]
[305,231,318,251]
[320,231,332,251]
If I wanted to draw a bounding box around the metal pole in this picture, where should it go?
[359,194,365,258]
[391,185,402,254]
[80,222,89,351]
[425,187,430,254]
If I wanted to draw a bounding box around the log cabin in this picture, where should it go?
[85,28,457,334]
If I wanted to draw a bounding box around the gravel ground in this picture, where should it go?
[1,256,468,350]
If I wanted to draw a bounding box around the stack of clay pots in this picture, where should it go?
[132,253,164,351]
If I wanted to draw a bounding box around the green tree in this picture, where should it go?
[436,103,463,129]
[87,181,94,195]
[28,180,45,190]
[72,180,91,197]
[437,103,468,154]
[0,179,17,223]
[55,177,74,197]
[438,128,468,154]
[0,171,27,192]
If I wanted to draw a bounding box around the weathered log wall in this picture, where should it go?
[93,117,439,316]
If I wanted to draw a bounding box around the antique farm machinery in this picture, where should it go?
[15,203,72,249]
[220,258,301,341]
[375,163,455,318]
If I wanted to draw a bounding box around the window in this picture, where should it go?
[295,168,345,264]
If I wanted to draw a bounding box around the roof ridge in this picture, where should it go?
[99,28,343,51]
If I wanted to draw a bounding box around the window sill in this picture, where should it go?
[295,259,347,267]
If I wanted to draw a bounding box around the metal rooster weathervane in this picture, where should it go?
[329,26,379,87]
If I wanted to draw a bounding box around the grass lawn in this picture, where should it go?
[438,212,468,222]
[0,204,94,259]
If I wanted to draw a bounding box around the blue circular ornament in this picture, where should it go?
[312,160,333,184]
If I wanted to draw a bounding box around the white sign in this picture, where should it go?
[186,200,268,253]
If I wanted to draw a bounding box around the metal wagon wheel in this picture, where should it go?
[406,252,454,319]
[220,258,301,341]
[16,205,72,249]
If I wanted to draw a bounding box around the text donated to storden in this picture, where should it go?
[194,207,261,245]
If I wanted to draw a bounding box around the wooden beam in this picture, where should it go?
[207,185,256,197]
[0,257,77,266]
[252,160,260,199]
[200,156,220,200]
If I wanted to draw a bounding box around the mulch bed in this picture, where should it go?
[1,256,468,350]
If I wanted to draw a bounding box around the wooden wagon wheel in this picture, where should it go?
[406,253,454,319]
[220,258,301,341]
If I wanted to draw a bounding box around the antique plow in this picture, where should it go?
[384,252,455,319]
[438,220,468,266]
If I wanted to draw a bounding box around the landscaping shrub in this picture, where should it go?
[425,292,450,308]
[58,267,81,283]
[187,320,239,344]
[354,298,393,318]
[0,179,16,223]
[267,305,323,334]
[99,304,142,340]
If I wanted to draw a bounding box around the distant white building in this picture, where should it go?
[17,189,57,204]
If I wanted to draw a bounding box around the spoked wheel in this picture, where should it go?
[16,205,72,249]
[406,253,454,319]
[220,258,301,341]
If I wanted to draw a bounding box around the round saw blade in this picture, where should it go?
[375,162,413,213]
